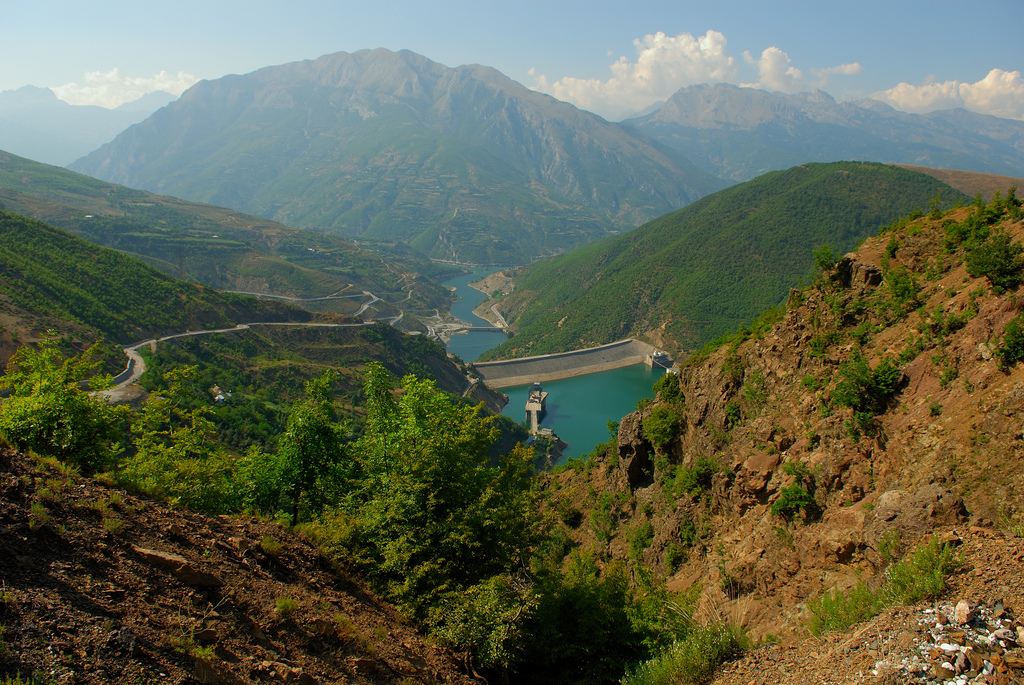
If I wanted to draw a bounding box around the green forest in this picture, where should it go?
[0,211,305,344]
[481,162,970,359]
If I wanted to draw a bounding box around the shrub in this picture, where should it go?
[965,230,1024,291]
[643,406,683,449]
[832,353,902,432]
[807,537,959,635]
[724,400,742,429]
[653,374,682,404]
[674,457,717,498]
[260,536,284,557]
[997,312,1024,371]
[627,521,654,560]
[771,485,816,520]
[275,597,298,619]
[0,336,131,474]
[883,537,960,604]
[621,622,744,685]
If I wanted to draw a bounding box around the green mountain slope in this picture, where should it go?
[480,163,969,359]
[0,210,306,348]
[0,150,455,320]
[70,49,726,265]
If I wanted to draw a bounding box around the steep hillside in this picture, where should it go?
[0,150,455,319]
[480,163,967,359]
[543,189,1024,648]
[0,447,474,685]
[626,84,1024,182]
[0,211,311,364]
[70,48,726,265]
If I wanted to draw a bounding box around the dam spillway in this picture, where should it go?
[471,339,668,389]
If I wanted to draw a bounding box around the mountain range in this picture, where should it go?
[626,83,1024,182]
[69,49,726,265]
[0,86,176,166]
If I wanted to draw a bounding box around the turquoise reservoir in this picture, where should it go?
[440,266,666,463]
[499,364,665,463]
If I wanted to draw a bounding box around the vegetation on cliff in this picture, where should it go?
[539,186,1024,660]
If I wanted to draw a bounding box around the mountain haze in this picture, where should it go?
[70,49,726,265]
[627,83,1024,182]
[481,163,967,359]
[0,86,172,166]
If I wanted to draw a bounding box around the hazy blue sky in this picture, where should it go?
[3,0,1022,120]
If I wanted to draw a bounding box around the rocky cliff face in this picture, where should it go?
[544,196,1024,641]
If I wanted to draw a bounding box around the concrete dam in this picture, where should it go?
[471,339,670,389]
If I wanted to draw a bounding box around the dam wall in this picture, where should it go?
[472,339,660,389]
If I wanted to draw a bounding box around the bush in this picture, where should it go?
[653,374,682,404]
[770,485,816,519]
[832,353,902,431]
[807,537,959,636]
[621,622,744,685]
[674,457,718,498]
[275,597,298,619]
[883,537,960,605]
[965,230,1024,291]
[808,582,879,636]
[997,312,1024,371]
[643,406,684,449]
[0,336,130,474]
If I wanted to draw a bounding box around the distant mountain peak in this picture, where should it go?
[70,48,725,265]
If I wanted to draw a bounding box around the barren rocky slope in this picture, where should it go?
[543,195,1024,666]
[0,447,473,684]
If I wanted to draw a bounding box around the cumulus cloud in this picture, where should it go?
[52,68,198,108]
[741,47,862,93]
[873,69,1024,120]
[532,31,863,120]
[531,30,737,120]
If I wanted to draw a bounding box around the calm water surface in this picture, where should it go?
[441,267,504,363]
[441,267,665,464]
[499,365,665,463]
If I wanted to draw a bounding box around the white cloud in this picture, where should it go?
[872,69,1024,120]
[52,68,198,108]
[531,30,737,120]
[532,31,863,120]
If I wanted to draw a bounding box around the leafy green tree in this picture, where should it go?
[122,366,235,513]
[832,353,902,433]
[348,363,538,623]
[278,369,347,525]
[643,405,684,449]
[0,335,129,473]
[965,229,1024,291]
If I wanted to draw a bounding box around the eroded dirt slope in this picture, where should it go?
[0,448,472,685]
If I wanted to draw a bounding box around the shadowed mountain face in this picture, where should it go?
[71,49,726,265]
[625,83,1024,182]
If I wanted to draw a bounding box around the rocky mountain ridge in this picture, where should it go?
[626,83,1024,182]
